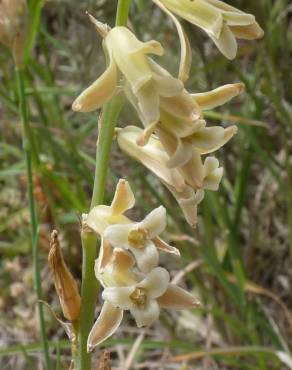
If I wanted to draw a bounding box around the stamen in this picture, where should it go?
[128,228,148,249]
[130,287,148,309]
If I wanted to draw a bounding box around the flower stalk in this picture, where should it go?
[76,2,132,369]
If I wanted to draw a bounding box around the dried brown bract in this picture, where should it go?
[48,230,81,321]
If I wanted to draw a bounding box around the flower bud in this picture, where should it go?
[48,230,81,321]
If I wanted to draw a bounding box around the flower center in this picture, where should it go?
[128,228,148,249]
[130,287,147,309]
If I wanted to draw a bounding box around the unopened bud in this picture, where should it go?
[48,230,80,321]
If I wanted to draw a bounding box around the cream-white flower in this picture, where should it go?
[102,267,169,327]
[72,19,183,126]
[116,126,206,227]
[88,267,200,351]
[155,0,264,60]
[86,179,180,266]
[95,241,138,288]
[104,206,166,273]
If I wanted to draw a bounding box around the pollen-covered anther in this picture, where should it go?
[130,287,148,309]
[128,228,149,249]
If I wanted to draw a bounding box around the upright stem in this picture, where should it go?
[77,1,132,368]
[90,96,125,209]
[15,67,51,370]
[78,97,124,370]
[115,0,132,27]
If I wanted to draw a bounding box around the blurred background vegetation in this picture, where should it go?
[0,0,292,368]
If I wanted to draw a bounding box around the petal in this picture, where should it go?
[108,27,163,56]
[104,223,133,250]
[139,206,167,238]
[230,23,264,40]
[166,185,204,228]
[198,125,238,155]
[139,267,170,298]
[111,248,136,272]
[152,0,192,82]
[205,167,223,191]
[117,126,186,192]
[208,23,237,60]
[106,27,154,93]
[191,126,226,151]
[159,0,223,38]
[102,286,134,309]
[124,83,149,126]
[152,236,180,256]
[222,11,255,26]
[136,81,160,126]
[110,249,137,285]
[95,239,113,275]
[204,0,241,12]
[148,59,184,97]
[130,241,159,273]
[192,83,245,110]
[167,138,194,168]
[72,48,117,112]
[156,128,195,169]
[136,121,158,146]
[99,248,138,287]
[159,110,204,139]
[153,73,184,98]
[130,39,164,56]
[86,205,112,235]
[157,284,201,309]
[204,156,220,174]
[203,157,223,191]
[178,150,204,190]
[87,302,123,351]
[130,299,160,327]
[111,179,135,215]
[160,90,201,122]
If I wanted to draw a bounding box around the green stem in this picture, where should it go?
[90,96,125,209]
[77,232,99,370]
[115,0,132,27]
[77,95,124,370]
[77,2,132,368]
[15,67,51,370]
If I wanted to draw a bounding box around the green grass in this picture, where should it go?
[0,0,291,369]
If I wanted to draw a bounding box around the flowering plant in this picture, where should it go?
[0,0,261,368]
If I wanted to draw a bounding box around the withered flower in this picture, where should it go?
[48,230,80,321]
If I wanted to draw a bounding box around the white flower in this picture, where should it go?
[72,18,183,126]
[95,241,138,288]
[88,267,201,351]
[104,206,166,273]
[155,0,264,60]
[102,267,169,327]
[116,126,205,227]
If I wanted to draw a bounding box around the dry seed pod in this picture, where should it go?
[48,230,81,321]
